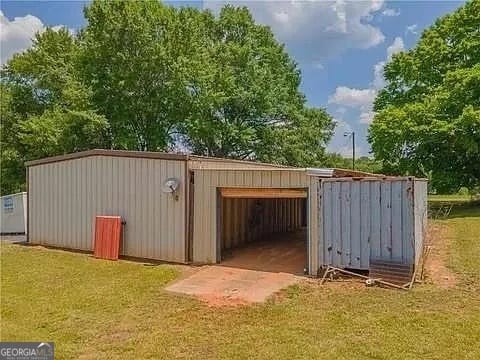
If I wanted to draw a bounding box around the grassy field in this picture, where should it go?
[428,194,472,203]
[1,198,480,359]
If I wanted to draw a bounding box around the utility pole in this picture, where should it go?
[344,131,355,170]
[352,131,355,171]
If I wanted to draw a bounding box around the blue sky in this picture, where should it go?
[0,0,464,157]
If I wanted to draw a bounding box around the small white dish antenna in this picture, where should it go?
[162,178,180,200]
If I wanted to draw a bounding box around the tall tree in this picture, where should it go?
[181,6,311,160]
[2,0,335,193]
[369,0,480,192]
[1,29,109,194]
[79,0,194,151]
[80,2,333,163]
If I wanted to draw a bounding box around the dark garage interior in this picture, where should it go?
[218,189,308,275]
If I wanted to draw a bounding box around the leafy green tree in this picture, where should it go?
[80,2,333,163]
[369,0,480,192]
[79,0,195,151]
[1,29,109,194]
[323,153,383,174]
[181,6,311,160]
[255,107,334,166]
[2,1,335,193]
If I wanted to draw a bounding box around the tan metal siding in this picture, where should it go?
[28,155,186,262]
[192,169,311,265]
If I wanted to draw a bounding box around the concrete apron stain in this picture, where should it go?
[166,265,299,306]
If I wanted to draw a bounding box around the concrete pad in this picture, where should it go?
[166,265,299,306]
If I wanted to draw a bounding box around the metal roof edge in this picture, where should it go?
[319,176,422,182]
[191,167,306,172]
[188,155,295,169]
[306,168,335,177]
[0,191,27,198]
[24,149,188,167]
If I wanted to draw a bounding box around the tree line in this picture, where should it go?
[1,1,334,194]
[1,0,478,195]
[369,0,479,193]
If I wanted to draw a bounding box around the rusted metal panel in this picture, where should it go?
[369,260,414,286]
[28,155,186,263]
[94,216,122,260]
[318,178,423,271]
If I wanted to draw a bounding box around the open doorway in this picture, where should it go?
[217,188,308,275]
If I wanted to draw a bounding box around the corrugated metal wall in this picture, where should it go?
[28,155,186,262]
[192,169,313,264]
[220,198,304,250]
[413,179,428,266]
[318,178,416,270]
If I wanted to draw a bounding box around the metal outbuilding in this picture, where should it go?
[1,192,27,235]
[25,149,427,277]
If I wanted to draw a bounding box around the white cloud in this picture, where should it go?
[328,117,369,156]
[405,24,418,35]
[406,24,418,35]
[382,8,400,17]
[386,36,405,60]
[328,36,405,125]
[373,36,405,90]
[328,87,376,108]
[0,11,68,65]
[373,61,386,89]
[359,110,375,124]
[204,1,386,64]
[329,87,377,124]
[273,10,289,24]
[0,11,44,65]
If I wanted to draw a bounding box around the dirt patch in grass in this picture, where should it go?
[424,223,457,288]
[197,293,252,307]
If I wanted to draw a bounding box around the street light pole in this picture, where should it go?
[352,131,355,171]
[344,131,355,170]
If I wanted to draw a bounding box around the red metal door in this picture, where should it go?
[94,216,122,260]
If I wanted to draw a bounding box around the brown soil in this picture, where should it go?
[424,223,457,288]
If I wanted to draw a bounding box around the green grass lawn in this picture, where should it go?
[2,204,480,359]
[428,194,472,203]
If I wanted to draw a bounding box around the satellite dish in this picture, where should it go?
[162,178,180,200]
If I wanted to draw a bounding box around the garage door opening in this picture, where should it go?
[217,188,308,275]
